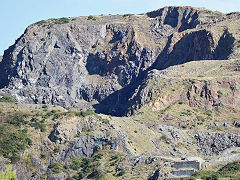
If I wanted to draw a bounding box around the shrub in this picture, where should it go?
[196,116,205,122]
[40,153,48,160]
[66,178,77,180]
[54,18,70,24]
[0,96,17,103]
[193,170,219,180]
[181,111,192,116]
[7,115,27,127]
[110,154,120,161]
[48,163,64,174]
[217,90,223,98]
[81,110,96,117]
[42,105,48,109]
[92,44,97,48]
[178,101,184,104]
[204,110,212,117]
[68,152,104,179]
[0,129,32,160]
[87,15,96,20]
[218,161,240,173]
[70,157,82,171]
[189,161,240,179]
[117,170,126,176]
[0,164,17,180]
[29,119,46,132]
[122,14,133,18]
[35,20,47,26]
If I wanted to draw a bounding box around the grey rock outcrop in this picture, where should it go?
[0,6,240,115]
[193,131,240,155]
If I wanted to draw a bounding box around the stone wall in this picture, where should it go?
[173,161,201,170]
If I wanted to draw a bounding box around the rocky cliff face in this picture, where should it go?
[1,6,240,115]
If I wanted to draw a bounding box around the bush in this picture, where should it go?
[178,101,184,105]
[0,164,17,180]
[204,110,212,117]
[54,18,70,24]
[66,178,77,180]
[40,153,48,159]
[189,161,240,179]
[7,115,27,127]
[70,153,103,179]
[0,129,32,160]
[29,118,46,132]
[0,96,17,103]
[70,157,82,171]
[220,161,240,171]
[196,116,205,122]
[42,105,48,109]
[48,163,64,174]
[122,14,133,18]
[117,170,126,176]
[87,15,96,20]
[92,44,97,48]
[81,110,96,117]
[181,111,192,116]
[217,90,223,98]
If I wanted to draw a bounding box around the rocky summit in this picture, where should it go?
[0,6,240,180]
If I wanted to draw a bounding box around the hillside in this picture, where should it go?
[0,60,240,179]
[0,6,240,180]
[1,6,240,116]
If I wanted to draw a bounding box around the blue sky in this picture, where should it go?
[1,0,239,55]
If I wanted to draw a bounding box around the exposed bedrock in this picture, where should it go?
[0,6,239,115]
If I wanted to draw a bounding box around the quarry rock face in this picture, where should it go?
[1,6,240,115]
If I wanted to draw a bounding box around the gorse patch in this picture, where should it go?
[0,96,17,103]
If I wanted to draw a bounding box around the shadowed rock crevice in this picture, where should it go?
[213,29,235,59]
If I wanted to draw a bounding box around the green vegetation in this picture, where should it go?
[87,15,96,21]
[203,110,212,117]
[186,161,240,180]
[0,96,17,103]
[181,110,192,116]
[196,115,205,122]
[178,101,184,105]
[40,153,48,160]
[42,105,48,109]
[29,117,46,132]
[217,90,223,98]
[122,14,133,18]
[0,128,32,160]
[35,17,70,28]
[48,163,64,174]
[0,164,17,180]
[35,20,47,26]
[22,154,35,170]
[7,115,28,127]
[68,153,104,179]
[80,110,96,117]
[92,44,97,48]
[54,18,70,24]
[117,170,126,176]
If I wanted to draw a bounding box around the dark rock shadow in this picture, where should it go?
[213,29,235,59]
